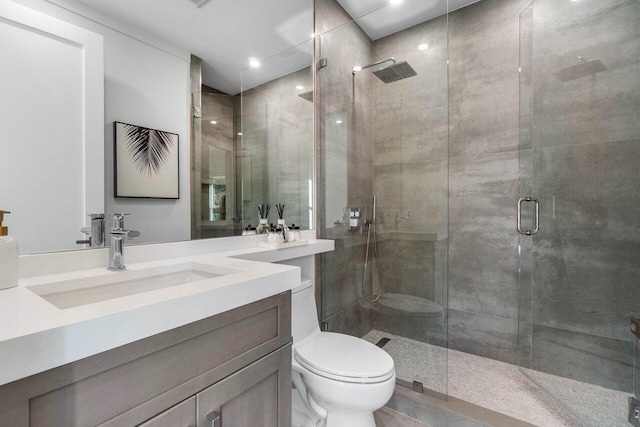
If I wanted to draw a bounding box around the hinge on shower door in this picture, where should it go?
[318,58,328,69]
[628,397,640,426]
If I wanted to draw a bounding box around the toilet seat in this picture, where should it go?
[294,332,394,384]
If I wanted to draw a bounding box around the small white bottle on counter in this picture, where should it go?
[0,211,18,290]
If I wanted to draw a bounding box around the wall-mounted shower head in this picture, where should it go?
[373,61,417,83]
[352,57,417,83]
[297,91,313,102]
[554,56,607,82]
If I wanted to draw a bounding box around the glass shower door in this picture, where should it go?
[518,0,640,425]
[317,1,449,398]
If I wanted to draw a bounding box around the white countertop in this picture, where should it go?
[0,236,334,386]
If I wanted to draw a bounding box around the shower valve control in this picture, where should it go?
[348,207,362,232]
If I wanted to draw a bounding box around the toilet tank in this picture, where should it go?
[291,278,320,343]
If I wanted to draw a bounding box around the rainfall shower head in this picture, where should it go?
[554,56,607,82]
[352,58,417,83]
[298,91,313,102]
[373,61,417,83]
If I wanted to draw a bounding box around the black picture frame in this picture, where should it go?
[114,121,180,199]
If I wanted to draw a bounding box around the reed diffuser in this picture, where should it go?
[275,204,289,242]
[256,204,270,234]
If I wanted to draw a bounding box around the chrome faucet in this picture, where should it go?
[108,214,140,271]
[76,214,106,248]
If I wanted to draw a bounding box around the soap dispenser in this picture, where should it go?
[0,211,18,290]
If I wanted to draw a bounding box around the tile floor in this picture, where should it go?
[363,329,631,426]
[374,406,431,427]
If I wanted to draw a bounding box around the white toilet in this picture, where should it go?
[291,278,396,427]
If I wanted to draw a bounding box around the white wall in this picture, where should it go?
[0,1,104,254]
[9,0,192,247]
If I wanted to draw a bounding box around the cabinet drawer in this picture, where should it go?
[196,344,291,427]
[138,397,195,427]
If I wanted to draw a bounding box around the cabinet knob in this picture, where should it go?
[206,411,220,427]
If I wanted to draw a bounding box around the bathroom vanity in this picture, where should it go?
[0,233,333,426]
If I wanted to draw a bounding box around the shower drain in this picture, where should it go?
[376,337,391,348]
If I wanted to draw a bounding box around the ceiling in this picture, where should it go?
[336,0,481,40]
[57,0,481,94]
[68,0,314,95]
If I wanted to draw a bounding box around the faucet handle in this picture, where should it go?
[111,213,130,220]
[126,230,140,239]
[110,213,130,230]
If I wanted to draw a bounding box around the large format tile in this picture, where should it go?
[448,151,520,320]
[320,236,368,320]
[448,309,518,364]
[375,237,437,300]
[374,163,402,217]
[374,407,431,427]
[317,3,377,338]
[370,14,449,166]
[530,0,640,149]
[448,0,530,157]
[324,300,372,338]
[387,393,485,427]
[531,139,640,341]
[402,159,448,232]
[373,306,447,347]
[531,324,634,392]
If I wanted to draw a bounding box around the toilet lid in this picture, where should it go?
[294,332,395,384]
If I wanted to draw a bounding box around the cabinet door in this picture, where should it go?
[138,397,196,427]
[196,344,291,427]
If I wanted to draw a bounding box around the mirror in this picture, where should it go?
[240,40,315,231]
[0,0,314,254]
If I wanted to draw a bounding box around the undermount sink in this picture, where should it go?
[27,262,237,310]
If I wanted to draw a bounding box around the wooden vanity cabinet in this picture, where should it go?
[138,397,196,427]
[196,344,290,427]
[0,292,292,427]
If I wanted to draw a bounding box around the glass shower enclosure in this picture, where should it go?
[518,0,640,424]
[317,1,450,398]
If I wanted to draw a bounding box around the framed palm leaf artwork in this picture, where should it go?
[114,122,179,198]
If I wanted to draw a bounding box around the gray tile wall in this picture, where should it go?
[240,67,314,229]
[366,9,449,356]
[372,16,449,234]
[447,0,529,364]
[197,90,237,239]
[316,0,376,337]
[519,0,640,391]
[317,0,640,393]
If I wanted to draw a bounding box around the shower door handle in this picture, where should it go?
[517,197,539,235]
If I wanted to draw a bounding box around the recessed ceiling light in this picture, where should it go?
[210,120,217,124]
[237,132,243,136]
[418,44,429,50]
[248,57,260,68]
[336,120,343,124]
[352,66,362,73]
[189,0,211,8]
[296,85,304,90]
[389,0,403,5]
